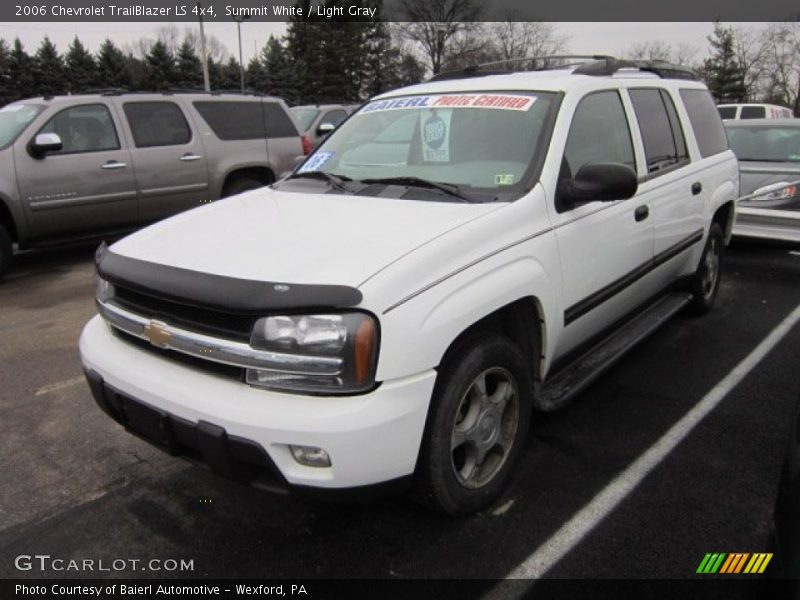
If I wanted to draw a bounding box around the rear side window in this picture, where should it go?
[717,106,737,119]
[679,89,729,158]
[262,102,299,138]
[740,106,766,119]
[629,88,688,174]
[123,101,191,148]
[193,101,266,140]
[563,90,636,176]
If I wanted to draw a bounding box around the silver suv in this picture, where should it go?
[0,92,303,277]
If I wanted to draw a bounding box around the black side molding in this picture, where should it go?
[564,229,704,325]
[95,243,362,314]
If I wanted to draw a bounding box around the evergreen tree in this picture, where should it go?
[125,55,148,91]
[703,22,747,103]
[65,36,97,93]
[246,56,266,93]
[0,39,12,106]
[145,40,176,90]
[33,36,66,96]
[262,35,297,102]
[175,39,202,89]
[97,39,131,89]
[9,39,34,101]
[286,0,377,103]
[207,57,224,90]
[218,56,242,90]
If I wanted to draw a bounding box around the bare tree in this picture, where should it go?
[627,40,697,65]
[758,23,800,114]
[488,13,569,69]
[733,25,771,101]
[396,0,485,74]
[125,26,228,64]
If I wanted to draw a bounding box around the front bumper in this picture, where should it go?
[79,315,436,492]
[733,207,800,243]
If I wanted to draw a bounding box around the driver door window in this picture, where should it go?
[37,104,120,154]
[563,90,636,180]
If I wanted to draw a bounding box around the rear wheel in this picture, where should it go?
[688,223,724,315]
[222,175,268,198]
[0,224,12,279]
[413,334,533,515]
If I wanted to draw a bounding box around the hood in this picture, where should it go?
[110,187,503,288]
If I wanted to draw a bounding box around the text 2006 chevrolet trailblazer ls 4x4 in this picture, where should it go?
[80,58,738,515]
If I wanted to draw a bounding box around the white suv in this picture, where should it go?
[80,58,738,515]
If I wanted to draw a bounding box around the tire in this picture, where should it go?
[0,224,12,279]
[413,334,534,516]
[687,223,724,315]
[221,176,267,198]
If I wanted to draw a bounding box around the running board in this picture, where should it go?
[537,292,693,412]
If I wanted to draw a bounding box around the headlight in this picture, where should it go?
[94,273,114,303]
[247,312,379,394]
[750,182,797,202]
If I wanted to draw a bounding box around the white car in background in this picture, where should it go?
[718,103,795,121]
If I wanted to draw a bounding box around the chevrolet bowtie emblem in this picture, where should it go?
[143,320,171,348]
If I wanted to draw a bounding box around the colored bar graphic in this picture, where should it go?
[698,552,772,575]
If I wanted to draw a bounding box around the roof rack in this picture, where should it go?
[428,55,699,82]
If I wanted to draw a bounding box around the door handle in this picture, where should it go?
[634,205,649,222]
[691,182,702,195]
[179,153,202,162]
[101,160,126,170]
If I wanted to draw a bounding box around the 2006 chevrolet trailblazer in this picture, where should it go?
[80,57,738,515]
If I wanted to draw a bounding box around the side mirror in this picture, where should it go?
[28,133,63,159]
[558,162,638,206]
[317,122,335,136]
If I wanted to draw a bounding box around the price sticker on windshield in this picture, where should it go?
[359,94,536,114]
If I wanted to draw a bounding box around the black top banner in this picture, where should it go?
[3,0,800,22]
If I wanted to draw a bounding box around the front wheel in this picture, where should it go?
[413,335,533,515]
[687,223,724,315]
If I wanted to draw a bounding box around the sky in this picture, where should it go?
[0,21,765,65]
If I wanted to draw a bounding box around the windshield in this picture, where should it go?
[0,103,45,149]
[291,108,319,132]
[727,126,800,162]
[290,91,556,199]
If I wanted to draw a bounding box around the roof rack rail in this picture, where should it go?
[428,55,699,82]
[573,58,698,80]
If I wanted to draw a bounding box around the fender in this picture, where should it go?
[364,188,561,382]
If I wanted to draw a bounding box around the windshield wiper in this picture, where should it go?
[290,171,353,193]
[360,176,474,203]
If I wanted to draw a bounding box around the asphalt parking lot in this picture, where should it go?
[1,240,799,592]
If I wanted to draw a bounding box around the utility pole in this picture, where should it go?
[232,14,251,93]
[197,2,210,91]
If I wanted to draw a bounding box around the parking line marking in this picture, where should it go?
[489,302,800,588]
[35,376,85,396]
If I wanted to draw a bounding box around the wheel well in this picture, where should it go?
[712,201,735,242]
[0,198,18,243]
[439,297,545,383]
[222,167,275,193]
